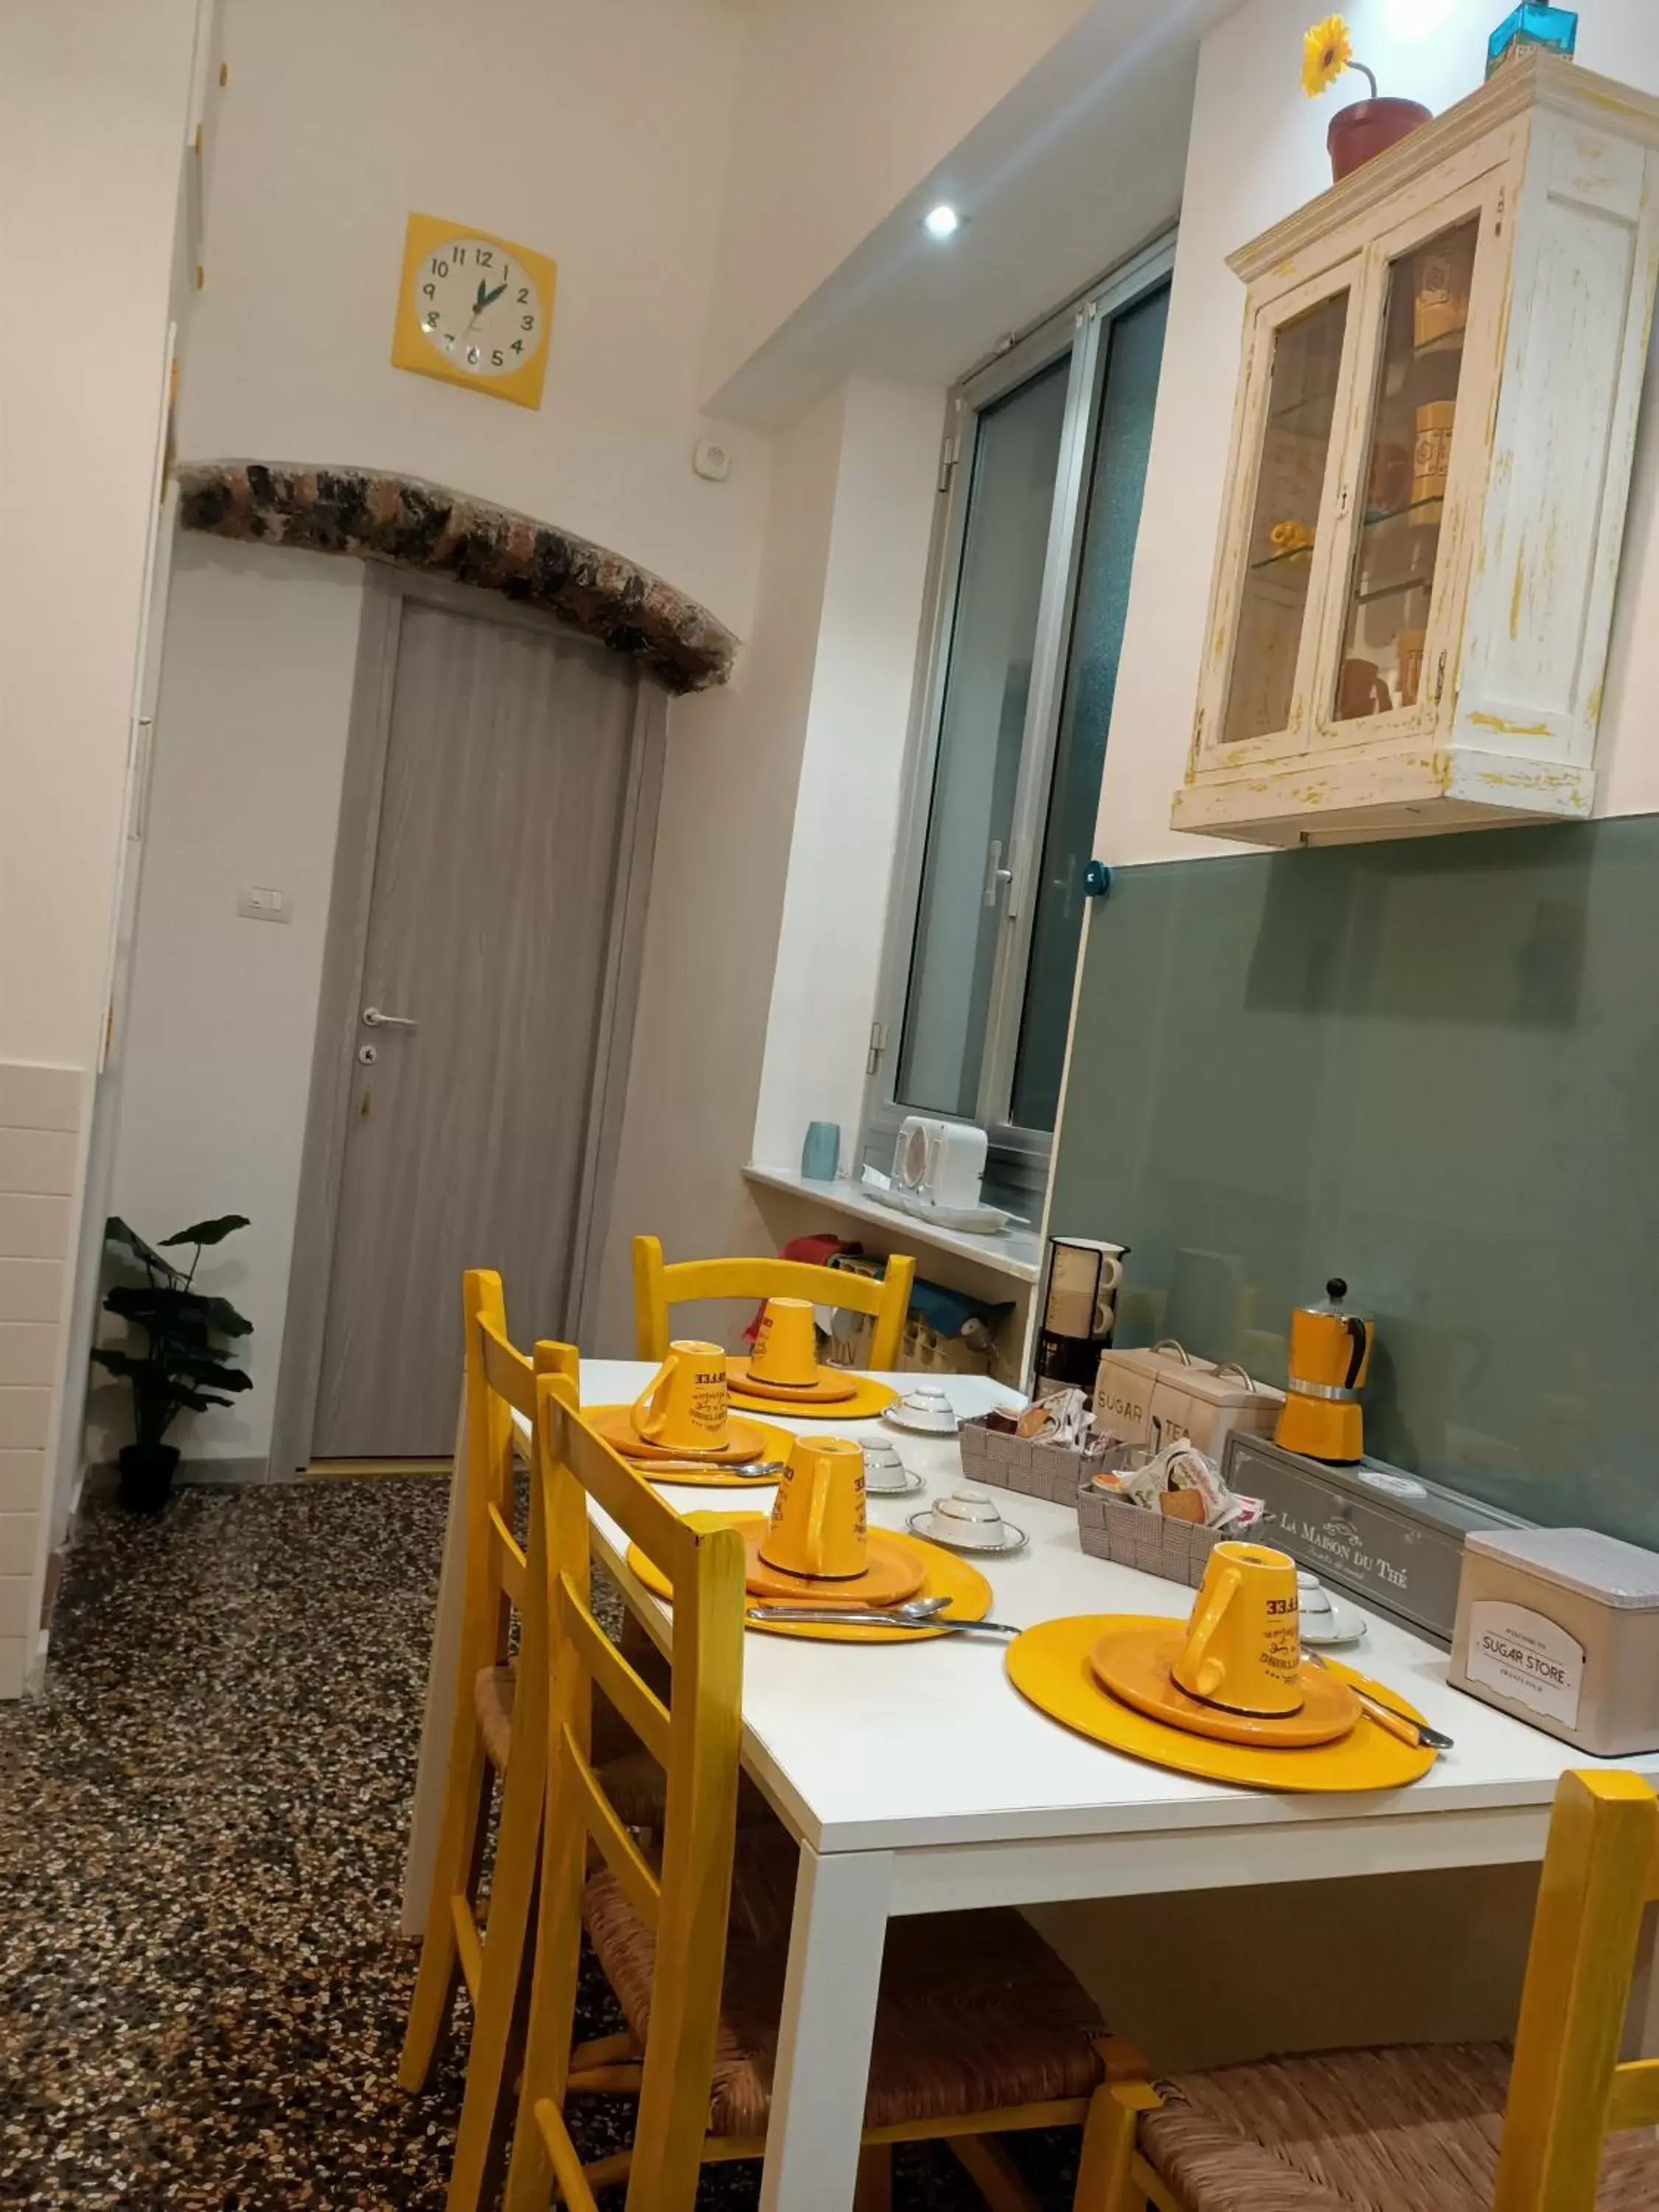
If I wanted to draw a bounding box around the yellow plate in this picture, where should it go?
[1006,1615,1436,1793]
[743,1525,925,1607]
[726,1356,858,1404]
[627,1514,992,1642]
[1089,1623,1361,1748]
[584,1405,795,1484]
[725,1362,900,1421]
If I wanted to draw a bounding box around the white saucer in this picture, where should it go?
[863,1467,925,1498]
[907,1509,1027,1557]
[883,1404,961,1436]
[1299,1597,1368,1648]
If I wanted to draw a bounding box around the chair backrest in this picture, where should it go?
[526,1372,746,2212]
[631,1232,915,1370]
[1493,1767,1659,2210]
[460,1267,578,1672]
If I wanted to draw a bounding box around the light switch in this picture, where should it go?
[237,885,291,923]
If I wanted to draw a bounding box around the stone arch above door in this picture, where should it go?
[178,459,737,695]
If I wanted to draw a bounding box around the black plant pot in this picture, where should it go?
[117,1443,180,1512]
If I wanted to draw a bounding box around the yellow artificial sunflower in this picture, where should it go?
[1303,14,1352,99]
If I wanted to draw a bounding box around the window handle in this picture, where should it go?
[983,839,1014,911]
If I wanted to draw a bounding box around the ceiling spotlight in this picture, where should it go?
[922,204,961,240]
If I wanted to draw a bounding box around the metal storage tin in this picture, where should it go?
[1450,1527,1659,1755]
[1222,1432,1532,1644]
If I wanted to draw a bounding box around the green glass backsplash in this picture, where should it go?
[1050,819,1659,1548]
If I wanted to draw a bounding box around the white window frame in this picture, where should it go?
[860,229,1177,1203]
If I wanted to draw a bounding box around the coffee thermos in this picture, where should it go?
[1034,1237,1128,1396]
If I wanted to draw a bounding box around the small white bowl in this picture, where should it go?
[882,1385,959,1435]
[908,1488,1026,1555]
[861,1441,922,1496]
[1297,1569,1367,1648]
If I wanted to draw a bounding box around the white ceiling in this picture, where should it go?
[708,0,1239,425]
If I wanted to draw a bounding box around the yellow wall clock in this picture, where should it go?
[391,212,556,409]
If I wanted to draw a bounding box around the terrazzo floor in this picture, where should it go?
[0,1481,1080,2211]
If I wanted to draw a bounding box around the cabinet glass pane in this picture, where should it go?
[896,354,1071,1116]
[1334,215,1478,723]
[1222,288,1350,748]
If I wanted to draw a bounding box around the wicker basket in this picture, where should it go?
[959,1413,1111,1504]
[1075,1481,1235,1588]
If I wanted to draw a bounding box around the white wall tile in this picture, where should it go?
[0,1325,57,1388]
[0,1127,77,1194]
[0,1260,64,1324]
[0,1635,27,1700]
[0,1450,45,1514]
[0,1514,38,1577]
[0,1576,35,1638]
[0,1066,82,1134]
[0,1388,52,1449]
[0,1194,71,1261]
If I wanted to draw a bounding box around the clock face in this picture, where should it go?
[413,237,543,378]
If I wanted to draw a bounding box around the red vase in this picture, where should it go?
[1328,97,1433,183]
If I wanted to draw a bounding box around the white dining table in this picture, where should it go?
[403,1362,1659,2211]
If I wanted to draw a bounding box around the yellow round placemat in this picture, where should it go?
[627,1514,992,1642]
[724,1361,900,1420]
[584,1405,795,1484]
[1006,1615,1436,1792]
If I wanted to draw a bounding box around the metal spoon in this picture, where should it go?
[645,1458,785,1478]
[1305,1650,1454,1750]
[747,1600,1020,1636]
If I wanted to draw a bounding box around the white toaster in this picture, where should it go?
[892,1116,987,1211]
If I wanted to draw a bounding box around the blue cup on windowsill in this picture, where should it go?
[801,1121,841,1182]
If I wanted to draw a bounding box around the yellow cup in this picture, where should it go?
[759,1437,868,1580]
[1171,1541,1304,1717]
[631,1340,730,1453]
[749,1296,821,1389]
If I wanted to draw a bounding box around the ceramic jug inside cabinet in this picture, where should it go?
[1172,53,1659,849]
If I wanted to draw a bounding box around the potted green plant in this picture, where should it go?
[91,1215,253,1510]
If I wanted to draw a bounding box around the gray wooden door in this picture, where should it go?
[312,599,639,1457]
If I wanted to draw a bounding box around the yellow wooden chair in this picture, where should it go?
[1097,1767,1659,2212]
[400,1273,664,2212]
[632,1231,915,1370]
[498,1381,1136,2212]
[501,1370,749,2212]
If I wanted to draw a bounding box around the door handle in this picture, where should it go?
[362,1006,417,1030]
[982,839,1014,911]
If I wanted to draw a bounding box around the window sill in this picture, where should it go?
[742,1164,1044,1286]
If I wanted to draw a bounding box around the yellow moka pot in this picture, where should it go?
[1275,1277,1374,1464]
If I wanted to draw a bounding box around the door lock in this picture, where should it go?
[357,1043,378,1065]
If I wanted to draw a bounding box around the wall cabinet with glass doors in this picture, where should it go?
[1173,55,1659,847]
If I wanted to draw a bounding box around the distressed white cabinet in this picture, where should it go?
[1172,55,1659,847]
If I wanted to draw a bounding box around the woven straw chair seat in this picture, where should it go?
[583,1827,1106,2137]
[1140,2043,1659,2210]
[472,1665,666,1832]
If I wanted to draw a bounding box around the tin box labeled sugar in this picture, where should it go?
[1450,1526,1659,1755]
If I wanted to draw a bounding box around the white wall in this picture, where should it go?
[593,386,852,1352]
[0,0,198,1071]
[750,378,946,1173]
[1096,0,1659,867]
[0,0,201,1677]
[700,0,1093,405]
[99,540,364,1466]
[184,0,769,636]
